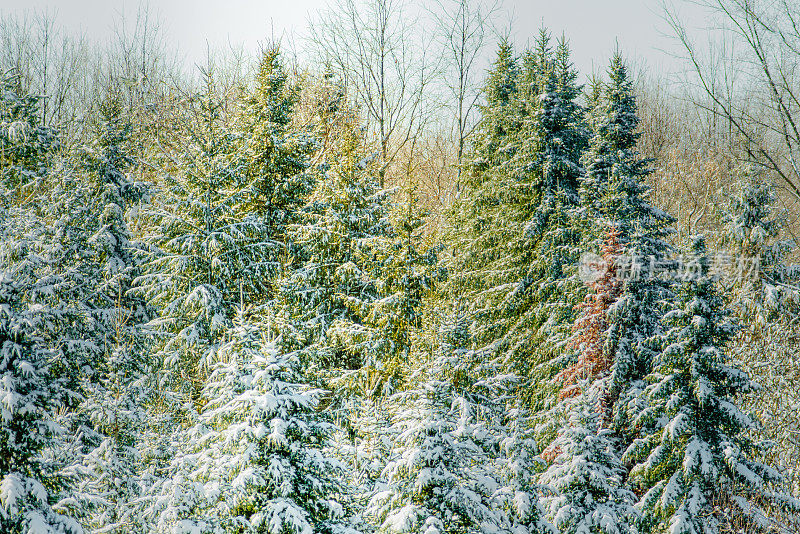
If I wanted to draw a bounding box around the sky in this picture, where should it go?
[0,0,713,81]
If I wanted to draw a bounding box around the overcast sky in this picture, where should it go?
[1,0,712,80]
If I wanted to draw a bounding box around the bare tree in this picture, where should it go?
[665,0,800,203]
[430,0,498,189]
[307,0,433,186]
[0,10,92,132]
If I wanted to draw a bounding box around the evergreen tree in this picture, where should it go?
[493,403,555,534]
[626,236,799,533]
[468,39,521,175]
[576,53,674,440]
[719,167,800,497]
[367,313,507,534]
[0,71,57,201]
[364,184,443,383]
[718,165,798,320]
[135,67,304,528]
[539,387,639,534]
[445,40,521,302]
[137,68,275,402]
[447,31,586,410]
[154,309,351,533]
[277,117,393,387]
[41,85,155,533]
[0,242,81,534]
[232,47,314,299]
[0,70,87,533]
[75,93,152,526]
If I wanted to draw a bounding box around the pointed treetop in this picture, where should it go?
[485,39,519,107]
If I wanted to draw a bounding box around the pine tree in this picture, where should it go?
[137,68,275,402]
[718,165,798,321]
[0,70,57,201]
[81,86,151,337]
[625,236,799,534]
[277,116,393,386]
[493,403,556,534]
[232,47,314,300]
[0,246,82,534]
[154,308,351,533]
[134,68,300,529]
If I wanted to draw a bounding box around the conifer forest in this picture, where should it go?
[4,0,800,532]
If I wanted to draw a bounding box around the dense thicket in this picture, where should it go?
[2,19,800,534]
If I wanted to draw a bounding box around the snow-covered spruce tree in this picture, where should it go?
[136,67,301,528]
[493,402,555,534]
[137,66,276,403]
[277,110,393,385]
[276,75,406,531]
[445,40,521,293]
[446,32,586,410]
[231,47,314,300]
[367,310,508,534]
[359,181,443,382]
[625,236,799,534]
[467,39,521,176]
[80,85,152,342]
[0,248,82,534]
[154,308,352,534]
[718,165,798,321]
[66,87,154,533]
[539,230,636,534]
[717,168,800,494]
[0,70,57,201]
[576,53,674,441]
[539,386,639,534]
[328,182,442,524]
[0,72,92,533]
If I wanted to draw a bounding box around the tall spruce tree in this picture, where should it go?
[70,87,153,533]
[625,236,799,533]
[576,53,674,441]
[232,47,314,302]
[367,313,509,534]
[447,31,586,410]
[277,111,393,389]
[540,386,639,534]
[0,72,81,533]
[137,67,275,402]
